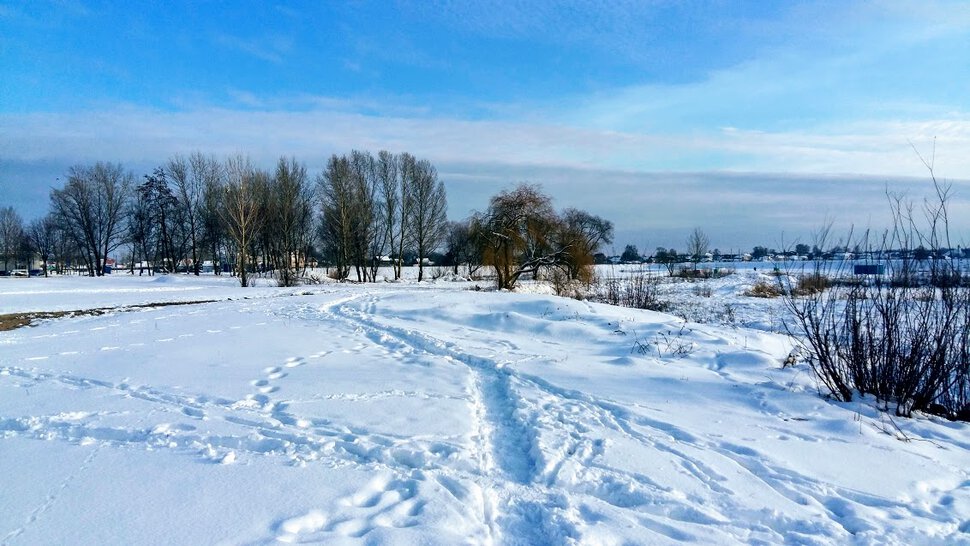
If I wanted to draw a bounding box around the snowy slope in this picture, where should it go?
[0,276,968,545]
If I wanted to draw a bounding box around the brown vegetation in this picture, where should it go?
[0,300,216,332]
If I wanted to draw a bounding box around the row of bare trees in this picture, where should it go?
[319,151,447,282]
[5,155,615,291]
[3,151,448,287]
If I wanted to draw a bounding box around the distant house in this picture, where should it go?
[0,253,45,276]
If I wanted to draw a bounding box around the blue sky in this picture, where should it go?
[2,0,969,249]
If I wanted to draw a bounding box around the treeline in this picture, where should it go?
[1,151,613,289]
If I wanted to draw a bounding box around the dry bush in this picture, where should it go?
[675,267,734,280]
[550,268,589,300]
[783,159,970,420]
[745,279,783,298]
[794,274,829,295]
[692,284,713,297]
[595,270,669,312]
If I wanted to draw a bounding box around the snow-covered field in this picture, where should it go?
[1,273,968,545]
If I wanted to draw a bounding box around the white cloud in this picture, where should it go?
[4,105,968,179]
[3,103,969,249]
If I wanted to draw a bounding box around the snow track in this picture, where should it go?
[316,294,565,545]
[1,280,969,545]
[312,291,970,544]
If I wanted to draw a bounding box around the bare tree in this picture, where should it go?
[0,206,24,272]
[686,227,710,271]
[221,156,264,287]
[395,153,417,279]
[139,168,181,273]
[26,215,57,277]
[200,157,228,274]
[374,150,400,280]
[318,154,356,280]
[407,159,448,281]
[265,156,314,286]
[348,150,379,282]
[167,153,209,275]
[444,219,480,277]
[50,162,132,276]
[126,183,154,275]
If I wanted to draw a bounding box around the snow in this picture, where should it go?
[1,272,968,545]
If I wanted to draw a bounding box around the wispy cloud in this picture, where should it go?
[3,104,969,177]
[3,103,969,248]
[213,33,293,63]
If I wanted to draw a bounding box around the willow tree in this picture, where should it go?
[473,184,563,290]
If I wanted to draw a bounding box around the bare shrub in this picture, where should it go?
[675,267,734,280]
[654,324,696,358]
[795,273,829,295]
[783,153,970,419]
[692,284,713,297]
[550,268,587,300]
[595,269,669,312]
[631,325,695,359]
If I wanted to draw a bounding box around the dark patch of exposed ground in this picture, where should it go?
[0,300,218,332]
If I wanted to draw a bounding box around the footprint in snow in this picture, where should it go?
[181,407,205,419]
[276,510,328,542]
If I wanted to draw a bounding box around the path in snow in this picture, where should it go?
[1,282,968,545]
[311,290,969,544]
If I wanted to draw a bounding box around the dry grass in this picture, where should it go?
[744,280,783,298]
[795,274,829,295]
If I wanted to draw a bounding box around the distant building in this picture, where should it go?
[0,254,44,276]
